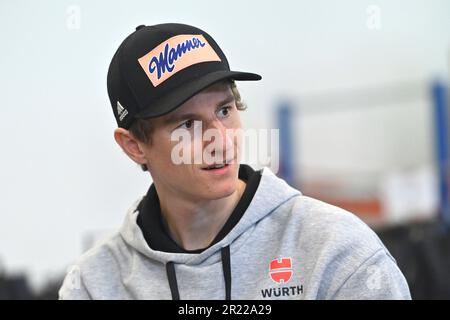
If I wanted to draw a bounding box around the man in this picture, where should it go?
[59,23,411,300]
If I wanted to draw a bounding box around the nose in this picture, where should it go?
[203,119,234,159]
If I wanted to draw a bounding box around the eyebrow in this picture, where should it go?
[164,94,235,125]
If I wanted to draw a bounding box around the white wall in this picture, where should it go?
[0,0,449,287]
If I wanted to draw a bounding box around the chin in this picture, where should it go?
[205,179,238,200]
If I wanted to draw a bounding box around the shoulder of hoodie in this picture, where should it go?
[64,199,144,282]
[270,189,395,265]
[276,194,404,296]
[63,231,134,288]
[59,228,134,299]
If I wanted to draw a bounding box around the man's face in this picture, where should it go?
[140,81,242,201]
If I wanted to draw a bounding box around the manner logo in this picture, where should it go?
[138,34,221,87]
[269,257,293,284]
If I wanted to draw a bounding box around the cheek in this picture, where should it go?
[155,134,199,169]
[222,112,242,134]
[226,116,242,144]
[145,133,178,165]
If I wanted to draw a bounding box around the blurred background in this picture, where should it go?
[1,0,449,299]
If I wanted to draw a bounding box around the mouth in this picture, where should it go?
[201,159,235,171]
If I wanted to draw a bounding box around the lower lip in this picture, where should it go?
[201,163,233,175]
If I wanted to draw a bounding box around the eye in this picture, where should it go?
[217,106,232,118]
[179,119,194,130]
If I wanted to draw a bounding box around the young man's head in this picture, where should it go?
[107,23,261,201]
[115,80,243,201]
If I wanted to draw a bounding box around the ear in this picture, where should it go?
[114,128,147,166]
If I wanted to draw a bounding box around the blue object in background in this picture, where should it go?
[277,101,296,187]
[432,80,450,229]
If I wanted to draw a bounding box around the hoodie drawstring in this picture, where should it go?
[166,261,180,300]
[165,245,232,300]
[221,246,231,300]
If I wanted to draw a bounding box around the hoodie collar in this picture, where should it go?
[136,164,261,254]
[119,165,301,265]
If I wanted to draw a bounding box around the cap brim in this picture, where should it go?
[135,70,262,119]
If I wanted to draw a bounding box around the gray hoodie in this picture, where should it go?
[59,166,411,300]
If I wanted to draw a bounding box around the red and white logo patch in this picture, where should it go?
[269,257,293,284]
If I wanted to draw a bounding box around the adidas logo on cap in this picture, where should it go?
[117,101,129,121]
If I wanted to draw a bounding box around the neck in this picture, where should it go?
[156,179,246,251]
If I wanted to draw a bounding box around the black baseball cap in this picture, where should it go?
[107,23,262,129]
